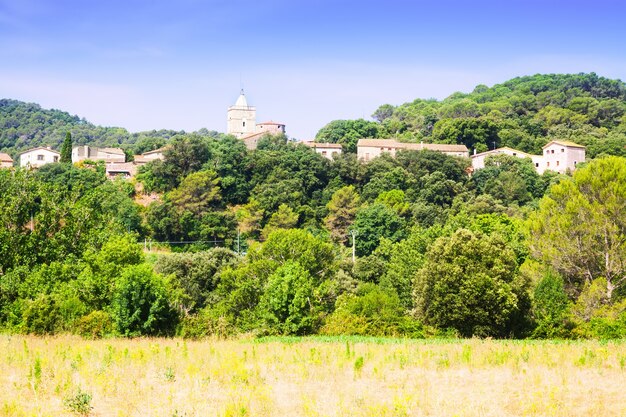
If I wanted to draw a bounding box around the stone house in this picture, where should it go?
[357,139,469,161]
[302,141,343,159]
[0,152,13,168]
[19,147,60,168]
[72,145,125,164]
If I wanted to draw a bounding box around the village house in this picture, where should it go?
[134,147,168,165]
[471,147,543,171]
[19,147,60,168]
[0,152,13,168]
[72,145,125,164]
[538,140,585,174]
[357,139,469,161]
[105,162,137,179]
[470,140,585,175]
[302,141,343,159]
[227,90,286,150]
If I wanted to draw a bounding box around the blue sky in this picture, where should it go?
[1,0,626,139]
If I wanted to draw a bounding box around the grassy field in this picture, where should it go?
[1,335,625,417]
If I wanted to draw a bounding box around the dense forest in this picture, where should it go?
[0,98,221,157]
[1,73,626,339]
[316,72,626,157]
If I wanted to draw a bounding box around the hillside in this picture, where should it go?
[0,99,219,157]
[316,73,626,157]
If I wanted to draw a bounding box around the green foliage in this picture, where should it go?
[315,119,382,152]
[529,156,626,301]
[153,248,239,313]
[63,388,93,416]
[321,283,424,337]
[353,203,406,256]
[532,272,571,338]
[61,131,72,163]
[414,229,528,337]
[111,264,178,337]
[324,185,361,245]
[258,261,317,335]
[74,311,113,339]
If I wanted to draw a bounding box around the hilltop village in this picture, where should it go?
[5,89,586,176]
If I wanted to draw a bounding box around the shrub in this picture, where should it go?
[74,311,113,339]
[111,264,178,337]
[22,295,60,335]
[321,283,424,337]
[532,272,571,338]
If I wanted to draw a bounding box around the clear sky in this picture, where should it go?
[1,0,626,139]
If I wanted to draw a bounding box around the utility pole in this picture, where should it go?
[350,229,358,263]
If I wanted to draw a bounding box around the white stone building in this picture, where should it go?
[227,91,286,150]
[72,145,126,164]
[134,147,168,164]
[538,140,586,174]
[302,141,343,159]
[19,147,60,168]
[227,90,257,139]
[357,139,469,161]
[471,147,542,170]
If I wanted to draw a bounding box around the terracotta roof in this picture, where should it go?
[543,140,585,149]
[257,121,285,126]
[471,147,536,159]
[302,141,342,149]
[0,152,13,162]
[19,147,61,156]
[358,139,468,153]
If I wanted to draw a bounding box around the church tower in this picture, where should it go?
[227,89,256,138]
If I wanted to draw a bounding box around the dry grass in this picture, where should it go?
[1,335,625,416]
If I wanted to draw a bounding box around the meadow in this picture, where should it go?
[1,335,625,417]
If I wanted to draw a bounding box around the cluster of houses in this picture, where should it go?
[0,90,586,178]
[354,138,585,175]
[5,145,166,178]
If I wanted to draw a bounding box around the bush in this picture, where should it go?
[22,295,60,335]
[111,264,178,337]
[321,283,424,337]
[74,311,113,339]
[532,272,571,338]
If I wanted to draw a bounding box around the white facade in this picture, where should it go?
[357,139,469,161]
[227,90,257,138]
[471,147,536,170]
[302,141,342,159]
[470,141,586,175]
[19,147,60,168]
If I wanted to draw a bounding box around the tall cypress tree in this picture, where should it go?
[60,131,72,163]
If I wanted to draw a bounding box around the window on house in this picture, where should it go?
[322,151,327,156]
[556,161,560,166]
[53,156,59,162]
[535,163,539,167]
[547,162,550,167]
[243,121,246,127]
[37,155,44,161]
[561,148,565,152]
[574,161,577,165]
[513,153,517,156]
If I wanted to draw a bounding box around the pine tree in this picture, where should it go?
[60,131,72,163]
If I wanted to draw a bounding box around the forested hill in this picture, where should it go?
[316,73,626,157]
[0,99,220,157]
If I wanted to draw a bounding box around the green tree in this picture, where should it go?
[532,271,571,338]
[111,264,178,337]
[529,156,626,301]
[413,229,528,337]
[324,185,361,245]
[261,203,299,239]
[258,261,316,335]
[60,131,72,163]
[352,203,406,256]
